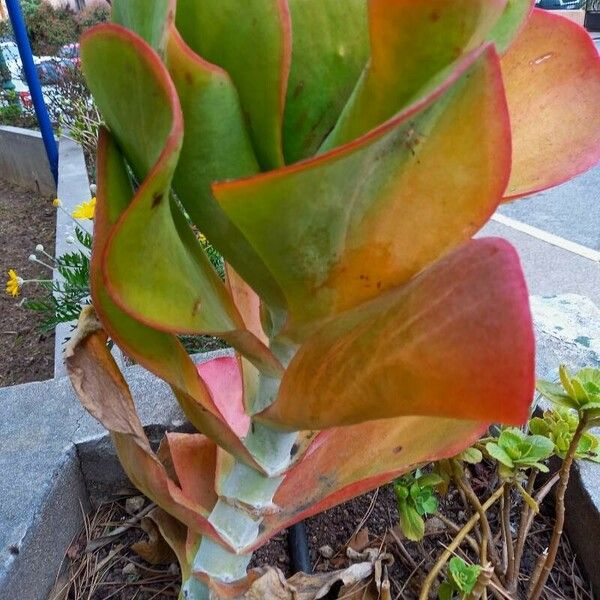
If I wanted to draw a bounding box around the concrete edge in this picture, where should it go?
[0,126,56,196]
[53,136,93,379]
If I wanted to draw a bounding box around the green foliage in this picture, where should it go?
[529,407,600,463]
[0,90,22,123]
[25,3,80,56]
[24,227,91,331]
[393,469,443,541]
[457,447,483,465]
[537,365,600,421]
[485,428,554,479]
[438,557,482,600]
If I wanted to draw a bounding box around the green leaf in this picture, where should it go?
[448,557,481,594]
[438,582,456,600]
[459,447,484,464]
[536,380,575,409]
[488,0,534,53]
[418,473,446,488]
[175,0,290,170]
[321,0,508,151]
[283,0,369,162]
[486,442,514,468]
[164,28,285,315]
[398,501,425,542]
[111,0,174,52]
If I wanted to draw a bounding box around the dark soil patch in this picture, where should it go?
[0,179,55,387]
[58,476,593,600]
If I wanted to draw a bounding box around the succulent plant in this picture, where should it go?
[65,1,600,596]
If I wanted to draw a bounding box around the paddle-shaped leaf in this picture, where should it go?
[175,0,291,170]
[82,25,282,377]
[215,47,511,339]
[502,9,600,199]
[261,238,533,430]
[111,0,175,52]
[92,130,273,471]
[321,0,507,150]
[64,312,228,547]
[249,416,488,552]
[282,0,369,163]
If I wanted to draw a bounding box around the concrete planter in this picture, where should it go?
[0,298,599,598]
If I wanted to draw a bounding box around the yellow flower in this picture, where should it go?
[52,198,62,207]
[72,197,97,220]
[5,269,23,297]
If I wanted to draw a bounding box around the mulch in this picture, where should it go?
[0,179,55,387]
[52,478,594,600]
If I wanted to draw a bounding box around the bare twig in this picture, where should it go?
[451,461,499,569]
[85,502,155,553]
[419,485,505,600]
[509,470,537,593]
[502,486,515,585]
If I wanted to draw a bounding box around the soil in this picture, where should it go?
[57,473,594,600]
[0,179,55,387]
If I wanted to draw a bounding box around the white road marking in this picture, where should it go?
[491,213,600,263]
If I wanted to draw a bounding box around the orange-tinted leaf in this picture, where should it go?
[502,9,600,199]
[92,130,269,472]
[162,433,219,512]
[215,47,511,340]
[261,238,534,430]
[322,0,507,150]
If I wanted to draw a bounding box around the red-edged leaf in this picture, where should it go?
[502,9,600,199]
[261,238,534,430]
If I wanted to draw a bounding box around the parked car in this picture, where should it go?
[535,0,584,9]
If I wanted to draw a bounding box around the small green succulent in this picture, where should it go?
[485,428,554,479]
[529,408,600,463]
[438,557,482,600]
[393,469,443,541]
[537,366,600,420]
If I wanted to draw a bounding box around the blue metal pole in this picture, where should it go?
[5,0,59,184]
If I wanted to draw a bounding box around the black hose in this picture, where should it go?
[288,521,311,574]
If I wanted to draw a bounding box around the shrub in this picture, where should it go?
[25,2,79,55]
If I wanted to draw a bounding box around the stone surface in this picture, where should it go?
[0,300,599,598]
[0,126,56,196]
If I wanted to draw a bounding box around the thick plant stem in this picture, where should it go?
[191,368,299,594]
[419,485,505,600]
[501,486,515,585]
[528,413,589,600]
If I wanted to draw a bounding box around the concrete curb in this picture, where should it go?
[0,299,598,598]
[0,126,56,196]
[53,136,93,379]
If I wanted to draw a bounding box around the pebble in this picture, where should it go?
[125,496,145,515]
[319,545,334,559]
